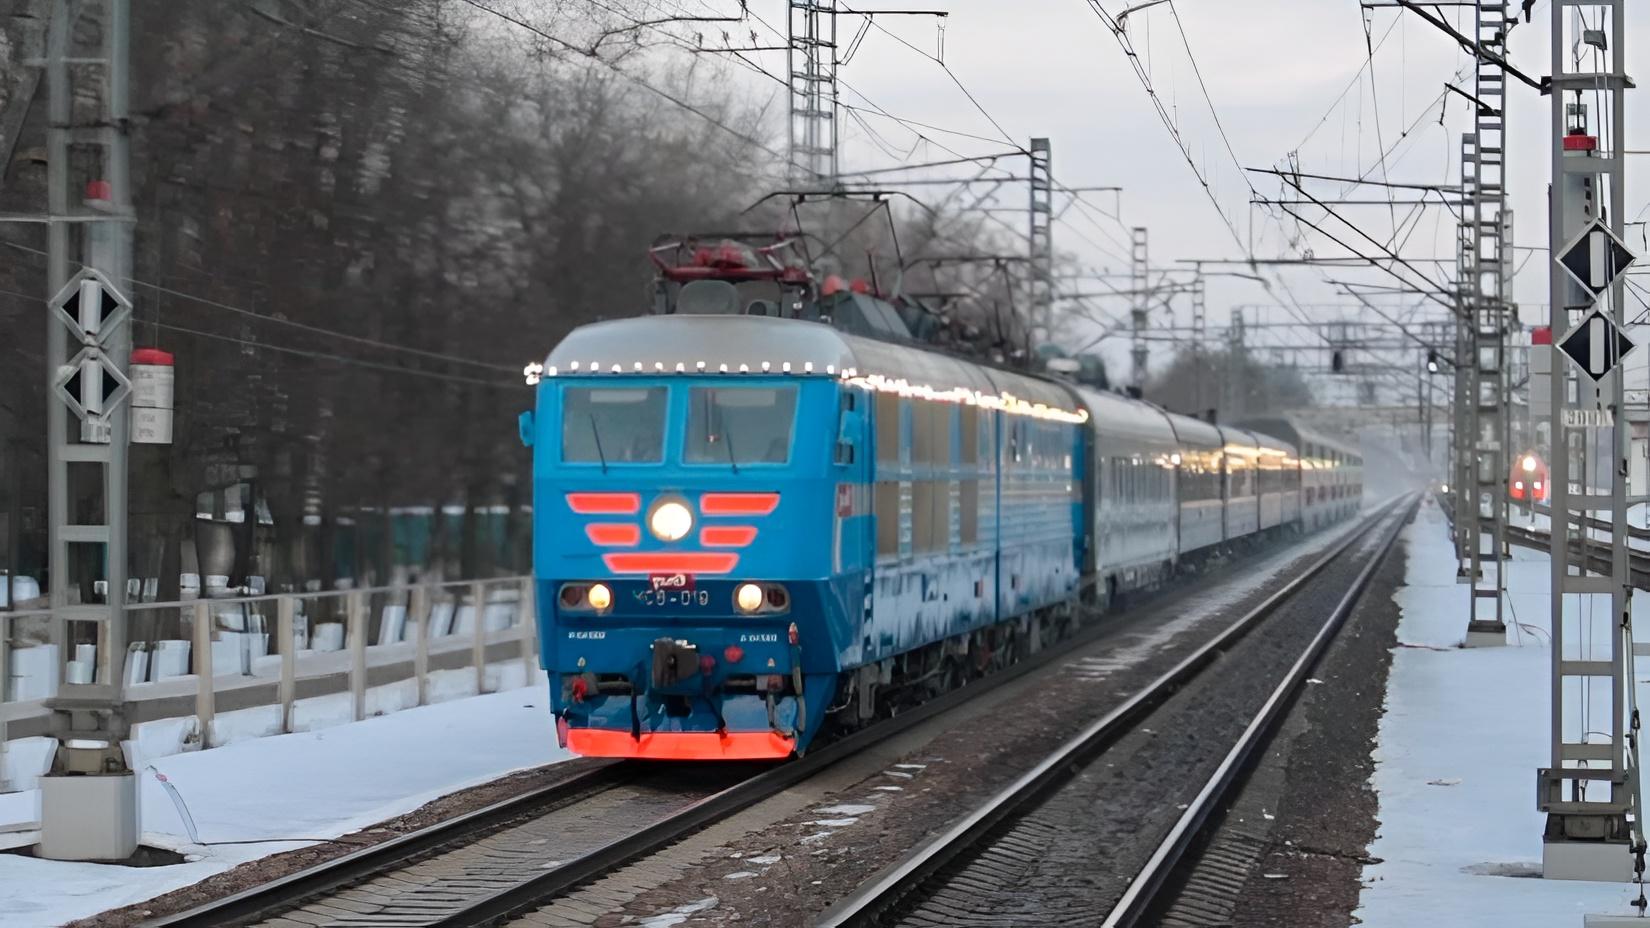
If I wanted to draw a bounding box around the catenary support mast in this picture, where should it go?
[1461,0,1513,646]
[1538,0,1642,882]
[788,1,839,187]
[35,0,139,860]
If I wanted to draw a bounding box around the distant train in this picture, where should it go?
[521,247,1362,761]
[1510,452,1549,504]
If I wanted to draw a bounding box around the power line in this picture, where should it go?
[0,286,514,389]
[1,238,517,373]
[449,0,809,179]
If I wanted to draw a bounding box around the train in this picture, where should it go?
[520,243,1363,761]
[1510,452,1549,504]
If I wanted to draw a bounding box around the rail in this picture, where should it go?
[1438,492,1650,588]
[814,495,1413,927]
[141,504,1393,928]
[0,575,540,793]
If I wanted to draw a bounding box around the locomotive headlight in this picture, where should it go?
[735,583,764,614]
[1522,454,1538,473]
[649,500,693,542]
[587,583,613,612]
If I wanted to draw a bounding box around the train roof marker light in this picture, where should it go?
[524,362,544,385]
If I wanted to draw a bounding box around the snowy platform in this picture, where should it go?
[0,668,566,928]
[1356,498,1649,925]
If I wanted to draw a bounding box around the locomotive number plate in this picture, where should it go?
[635,589,712,608]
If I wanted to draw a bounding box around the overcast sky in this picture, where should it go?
[669,0,1649,402]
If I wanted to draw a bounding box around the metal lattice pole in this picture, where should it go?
[787,1,839,188]
[1130,226,1148,392]
[1027,137,1054,345]
[34,0,139,860]
[1538,0,1640,883]
[1191,274,1207,413]
[1462,0,1512,646]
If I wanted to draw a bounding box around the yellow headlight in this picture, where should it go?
[588,583,612,612]
[649,501,693,542]
[735,583,764,613]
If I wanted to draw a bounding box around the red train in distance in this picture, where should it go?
[1510,452,1549,504]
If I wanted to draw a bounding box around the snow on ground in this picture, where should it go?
[0,667,566,928]
[1356,497,1650,925]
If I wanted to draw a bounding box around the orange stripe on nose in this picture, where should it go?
[585,524,641,546]
[567,728,795,760]
[567,492,641,515]
[602,552,739,575]
[700,493,779,516]
[700,526,757,547]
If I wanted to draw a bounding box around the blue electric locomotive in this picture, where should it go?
[522,313,1086,759]
[521,244,1363,761]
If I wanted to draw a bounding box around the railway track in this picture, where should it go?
[143,504,1400,928]
[814,494,1415,928]
[1439,492,1650,588]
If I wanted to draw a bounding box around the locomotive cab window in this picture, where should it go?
[685,385,798,465]
[562,387,666,463]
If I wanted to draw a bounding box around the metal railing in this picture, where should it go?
[1,576,541,792]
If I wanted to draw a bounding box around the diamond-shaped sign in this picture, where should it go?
[51,346,132,426]
[1557,307,1635,382]
[48,269,131,347]
[1557,219,1638,300]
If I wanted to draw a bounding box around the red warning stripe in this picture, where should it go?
[601,552,739,575]
[566,492,641,515]
[585,524,641,546]
[567,728,796,760]
[699,526,758,548]
[700,493,779,516]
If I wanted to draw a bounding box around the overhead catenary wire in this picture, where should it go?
[0,286,515,389]
[0,238,519,374]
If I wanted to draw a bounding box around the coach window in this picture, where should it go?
[562,386,666,464]
[875,392,901,473]
[685,385,798,465]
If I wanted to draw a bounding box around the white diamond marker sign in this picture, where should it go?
[1557,219,1638,299]
[1558,307,1635,382]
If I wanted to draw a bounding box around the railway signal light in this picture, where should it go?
[1427,350,1440,374]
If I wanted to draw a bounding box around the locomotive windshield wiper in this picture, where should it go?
[588,413,609,474]
[722,421,740,475]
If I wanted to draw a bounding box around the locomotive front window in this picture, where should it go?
[685,386,798,465]
[561,387,667,464]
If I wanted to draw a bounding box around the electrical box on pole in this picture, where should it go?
[1538,0,1643,884]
